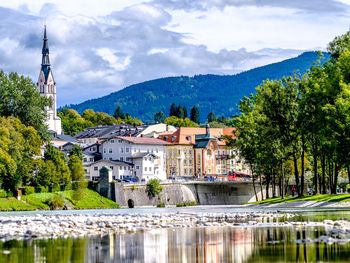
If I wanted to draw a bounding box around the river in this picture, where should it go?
[0,206,349,262]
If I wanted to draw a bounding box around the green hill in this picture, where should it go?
[68,51,329,122]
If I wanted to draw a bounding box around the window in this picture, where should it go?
[120,157,124,161]
[90,158,94,162]
[110,166,114,170]
[110,139,114,143]
[120,148,124,153]
[126,148,129,152]
[124,166,126,170]
[148,157,152,161]
[83,158,87,162]
[92,147,96,151]
[109,148,112,153]
[120,167,123,170]
[94,167,98,171]
[103,148,106,153]
[144,157,147,161]
[144,167,147,171]
[184,160,187,165]
[184,168,187,174]
[189,169,193,174]
[109,157,112,160]
[178,150,181,155]
[156,148,158,153]
[149,167,152,171]
[189,160,192,164]
[136,166,140,169]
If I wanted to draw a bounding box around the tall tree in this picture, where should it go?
[114,105,125,119]
[154,111,166,123]
[207,112,217,123]
[190,106,200,124]
[0,71,50,140]
[169,103,177,117]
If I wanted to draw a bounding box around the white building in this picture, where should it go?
[37,26,62,135]
[85,159,134,181]
[101,136,170,181]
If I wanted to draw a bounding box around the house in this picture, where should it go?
[85,159,134,181]
[101,136,170,181]
[158,126,248,178]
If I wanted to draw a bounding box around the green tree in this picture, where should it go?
[68,154,86,193]
[146,179,163,198]
[114,105,125,119]
[154,111,166,123]
[328,31,350,58]
[190,105,200,124]
[0,71,50,140]
[207,112,217,123]
[70,144,83,160]
[169,103,177,117]
[164,116,199,127]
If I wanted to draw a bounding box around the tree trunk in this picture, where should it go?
[331,164,339,194]
[347,165,350,184]
[265,173,270,199]
[259,173,264,200]
[250,164,258,201]
[281,162,284,199]
[313,152,318,194]
[301,138,305,196]
[321,153,326,194]
[293,154,300,196]
[272,168,276,198]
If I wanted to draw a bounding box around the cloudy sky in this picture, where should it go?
[0,0,349,106]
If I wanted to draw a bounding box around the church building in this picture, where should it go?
[37,26,62,135]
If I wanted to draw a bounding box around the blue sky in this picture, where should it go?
[0,0,349,106]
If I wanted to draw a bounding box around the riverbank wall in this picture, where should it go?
[110,182,264,207]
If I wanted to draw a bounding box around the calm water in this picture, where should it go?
[0,207,350,263]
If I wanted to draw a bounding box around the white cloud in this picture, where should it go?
[0,0,348,106]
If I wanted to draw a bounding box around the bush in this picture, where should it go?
[24,186,35,195]
[46,194,65,210]
[0,190,7,198]
[176,201,197,207]
[146,179,163,198]
[36,186,48,193]
[157,202,165,208]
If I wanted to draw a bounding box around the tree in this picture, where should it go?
[328,31,350,58]
[207,112,217,123]
[0,71,50,140]
[70,144,83,160]
[154,111,166,123]
[114,105,125,119]
[164,116,199,127]
[146,179,163,198]
[68,154,86,193]
[190,106,200,124]
[169,103,177,117]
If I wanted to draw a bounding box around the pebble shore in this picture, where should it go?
[0,212,349,244]
[0,211,290,241]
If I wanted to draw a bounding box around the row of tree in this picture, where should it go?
[0,70,86,195]
[59,108,143,136]
[231,32,350,199]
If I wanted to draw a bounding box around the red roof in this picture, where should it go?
[117,136,171,145]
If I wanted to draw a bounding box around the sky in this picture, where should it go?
[0,0,350,106]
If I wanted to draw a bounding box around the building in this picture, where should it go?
[85,159,134,181]
[159,126,248,178]
[101,136,170,181]
[37,26,62,135]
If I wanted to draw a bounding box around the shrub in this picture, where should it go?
[36,186,48,193]
[157,202,165,208]
[146,179,163,198]
[24,186,35,195]
[0,190,7,198]
[176,201,197,207]
[131,185,136,191]
[46,194,65,210]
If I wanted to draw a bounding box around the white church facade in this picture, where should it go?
[37,26,62,135]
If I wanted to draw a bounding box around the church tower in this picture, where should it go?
[37,26,62,135]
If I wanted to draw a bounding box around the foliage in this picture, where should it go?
[68,154,86,190]
[113,105,125,119]
[176,201,197,207]
[328,31,350,58]
[0,116,42,194]
[207,112,217,123]
[146,179,163,198]
[46,194,66,210]
[70,144,83,160]
[154,111,166,123]
[0,71,50,140]
[190,105,200,124]
[24,186,35,195]
[164,116,199,127]
[157,202,165,208]
[68,52,329,122]
[0,190,7,198]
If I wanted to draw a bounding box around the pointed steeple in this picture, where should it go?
[41,25,50,66]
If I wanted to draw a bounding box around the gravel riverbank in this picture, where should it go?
[0,207,349,244]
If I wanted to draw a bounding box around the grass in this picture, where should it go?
[0,189,119,211]
[252,193,350,205]
[176,201,197,207]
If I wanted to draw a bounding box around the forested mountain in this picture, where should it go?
[68,51,329,122]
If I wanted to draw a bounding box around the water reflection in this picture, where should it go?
[1,226,350,262]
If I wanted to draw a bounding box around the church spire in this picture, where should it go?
[41,25,50,66]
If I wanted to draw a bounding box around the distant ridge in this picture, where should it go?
[68,51,329,122]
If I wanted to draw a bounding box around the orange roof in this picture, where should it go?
[158,127,235,145]
[117,136,171,145]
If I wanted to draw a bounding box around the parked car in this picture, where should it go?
[204,176,217,182]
